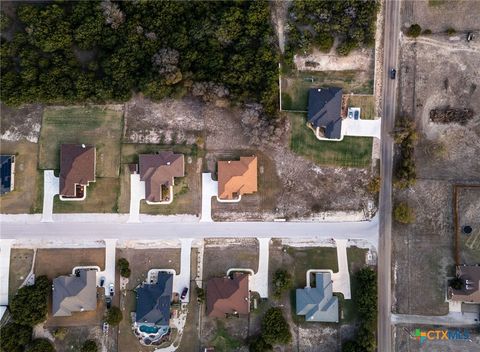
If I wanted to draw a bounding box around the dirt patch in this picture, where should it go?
[457,186,480,265]
[0,141,40,213]
[294,47,374,72]
[8,248,34,298]
[50,326,105,352]
[0,103,43,142]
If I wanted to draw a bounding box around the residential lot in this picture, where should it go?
[456,186,480,265]
[51,326,106,352]
[289,113,373,168]
[347,95,377,120]
[0,103,43,143]
[38,105,124,177]
[8,248,34,297]
[0,141,40,213]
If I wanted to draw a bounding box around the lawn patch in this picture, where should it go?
[209,322,242,352]
[281,71,374,111]
[38,106,123,177]
[289,113,372,168]
[347,95,376,120]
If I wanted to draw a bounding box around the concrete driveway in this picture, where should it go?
[128,173,146,223]
[0,239,14,319]
[343,118,382,139]
[102,239,117,297]
[173,238,193,303]
[201,173,218,222]
[251,237,270,298]
[41,170,59,222]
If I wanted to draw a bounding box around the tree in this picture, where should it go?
[10,275,50,326]
[117,258,131,278]
[195,287,205,303]
[81,340,98,352]
[393,203,415,224]
[26,339,55,352]
[105,306,123,326]
[0,322,32,352]
[249,335,272,352]
[406,24,422,37]
[449,276,463,290]
[367,176,381,194]
[272,269,292,298]
[261,307,291,345]
[446,27,456,36]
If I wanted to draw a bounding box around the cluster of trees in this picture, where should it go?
[286,0,379,61]
[0,276,51,352]
[393,118,417,189]
[406,24,422,37]
[117,257,131,278]
[394,202,415,224]
[343,268,377,352]
[249,307,291,352]
[105,306,123,326]
[1,1,279,116]
[272,269,293,298]
[81,340,98,352]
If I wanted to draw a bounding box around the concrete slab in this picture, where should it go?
[128,174,145,223]
[251,238,270,298]
[200,173,218,222]
[343,118,382,139]
[173,238,193,303]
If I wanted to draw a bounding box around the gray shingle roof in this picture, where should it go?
[296,272,339,322]
[52,270,97,317]
[136,273,173,326]
[307,87,343,139]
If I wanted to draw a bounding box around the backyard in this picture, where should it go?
[289,113,373,168]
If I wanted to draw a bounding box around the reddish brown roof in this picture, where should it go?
[206,273,249,317]
[450,265,480,303]
[60,144,96,197]
[139,152,184,202]
[217,156,257,200]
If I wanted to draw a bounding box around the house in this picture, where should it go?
[59,144,96,200]
[206,273,249,317]
[449,265,480,303]
[52,270,97,317]
[135,272,173,328]
[296,272,339,323]
[139,152,184,204]
[217,156,257,200]
[307,87,343,140]
[0,155,15,195]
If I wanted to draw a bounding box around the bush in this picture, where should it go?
[81,340,98,352]
[446,27,456,35]
[449,276,463,290]
[10,275,50,326]
[367,176,381,194]
[422,29,432,35]
[117,258,131,278]
[394,203,415,224]
[0,322,33,352]
[26,339,55,352]
[406,24,422,37]
[249,335,272,352]
[105,306,123,326]
[261,307,291,345]
[53,327,67,340]
[272,269,292,298]
[315,32,334,53]
[196,287,206,303]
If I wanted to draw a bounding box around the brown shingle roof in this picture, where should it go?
[139,152,184,202]
[206,273,249,317]
[60,144,96,197]
[450,265,480,303]
[217,156,257,200]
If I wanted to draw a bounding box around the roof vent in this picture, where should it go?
[317,88,321,92]
[81,144,86,148]
[167,162,171,165]
[228,161,231,164]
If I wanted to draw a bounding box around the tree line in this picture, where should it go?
[0,1,279,117]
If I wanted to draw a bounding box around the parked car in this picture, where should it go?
[181,287,188,300]
[106,296,112,309]
[103,322,109,334]
[348,110,353,119]
[390,68,396,79]
[100,277,105,287]
[467,32,474,41]
[354,110,360,120]
[109,283,114,296]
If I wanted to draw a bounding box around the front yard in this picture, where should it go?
[289,113,373,168]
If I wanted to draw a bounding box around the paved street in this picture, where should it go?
[1,215,379,246]
[378,0,402,351]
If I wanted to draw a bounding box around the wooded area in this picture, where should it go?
[286,0,379,60]
[0,1,279,115]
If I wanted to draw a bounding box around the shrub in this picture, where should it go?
[406,24,422,37]
[394,202,415,224]
[53,327,67,340]
[449,276,463,290]
[81,340,98,352]
[272,269,293,298]
[10,275,50,326]
[249,335,272,352]
[422,29,432,35]
[0,322,33,352]
[261,307,291,345]
[26,339,55,352]
[315,32,334,53]
[446,27,456,35]
[105,306,123,326]
[196,287,205,303]
[367,176,381,194]
[117,258,131,278]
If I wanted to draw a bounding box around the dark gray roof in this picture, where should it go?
[52,270,97,317]
[296,272,339,322]
[307,87,343,139]
[136,273,173,326]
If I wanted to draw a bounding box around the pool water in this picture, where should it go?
[139,325,159,334]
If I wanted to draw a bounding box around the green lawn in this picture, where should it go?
[38,106,123,177]
[281,70,374,111]
[289,113,373,168]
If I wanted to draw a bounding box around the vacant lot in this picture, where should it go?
[0,103,43,143]
[8,249,34,298]
[0,141,40,213]
[118,143,203,215]
[456,186,480,265]
[281,70,374,111]
[53,177,120,213]
[38,106,124,177]
[35,248,105,278]
[289,113,373,168]
[347,95,376,120]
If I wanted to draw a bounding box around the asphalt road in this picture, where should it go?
[378,0,402,351]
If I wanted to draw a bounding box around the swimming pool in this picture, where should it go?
[139,325,159,334]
